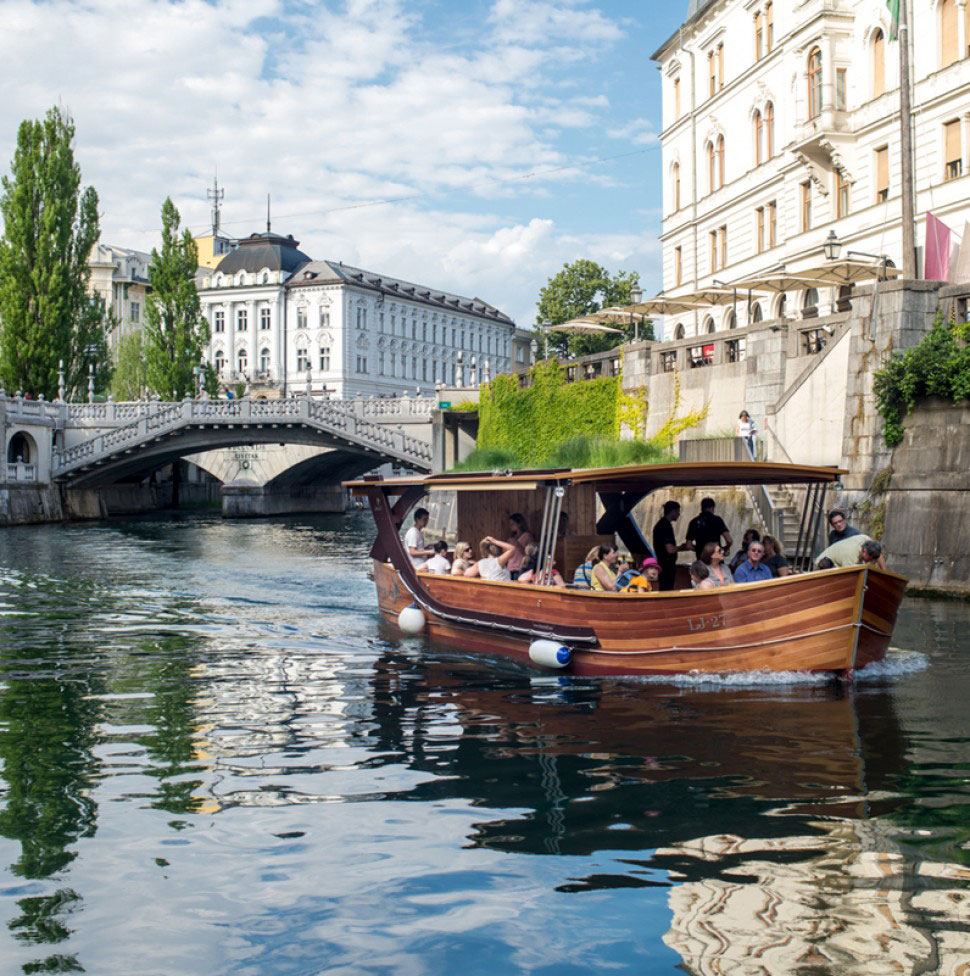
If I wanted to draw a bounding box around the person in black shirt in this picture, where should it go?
[685,497,733,557]
[827,509,861,546]
[652,500,691,591]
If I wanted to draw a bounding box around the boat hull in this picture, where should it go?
[373,560,905,677]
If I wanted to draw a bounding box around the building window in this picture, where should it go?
[945,119,963,180]
[296,306,307,330]
[719,225,727,269]
[765,2,773,50]
[319,347,330,371]
[768,200,777,247]
[716,135,725,188]
[236,308,247,332]
[754,11,764,60]
[803,288,819,317]
[807,47,823,119]
[802,328,827,354]
[237,349,248,375]
[707,141,715,193]
[356,307,367,330]
[320,311,330,328]
[837,171,850,218]
[259,348,270,373]
[412,356,418,378]
[296,347,309,371]
[726,337,746,362]
[751,302,763,323]
[422,360,428,381]
[661,351,678,372]
[942,0,959,67]
[726,309,737,330]
[801,181,812,232]
[756,206,765,253]
[214,309,225,333]
[703,315,715,334]
[674,324,686,340]
[378,351,385,375]
[875,145,889,201]
[872,30,885,97]
[260,307,271,330]
[765,102,774,158]
[717,43,724,90]
[753,110,763,166]
[674,76,681,118]
[709,230,718,273]
[688,344,714,368]
[673,162,681,210]
[708,51,717,97]
[129,301,140,324]
[835,69,847,110]
[214,351,225,374]
[674,246,683,287]
[390,352,396,375]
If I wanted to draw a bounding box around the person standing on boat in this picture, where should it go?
[506,513,535,580]
[404,508,435,568]
[652,501,692,591]
[686,497,734,557]
[827,509,861,546]
[733,541,773,584]
[465,537,516,581]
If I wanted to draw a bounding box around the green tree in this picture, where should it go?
[535,259,653,358]
[143,197,210,398]
[0,106,109,399]
[110,330,149,400]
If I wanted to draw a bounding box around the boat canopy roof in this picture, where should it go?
[345,461,846,495]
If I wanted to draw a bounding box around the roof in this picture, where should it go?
[652,0,719,62]
[345,461,847,494]
[214,232,311,275]
[288,260,515,326]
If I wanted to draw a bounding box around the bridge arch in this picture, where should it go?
[7,430,36,463]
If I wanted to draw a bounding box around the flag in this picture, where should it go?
[887,0,900,40]
[924,212,952,281]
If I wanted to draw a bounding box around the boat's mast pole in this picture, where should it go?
[534,486,554,587]
[544,487,565,585]
[898,0,917,278]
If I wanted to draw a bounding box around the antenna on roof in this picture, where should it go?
[266,193,271,234]
[207,173,224,237]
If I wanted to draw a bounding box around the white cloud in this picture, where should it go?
[0,0,657,329]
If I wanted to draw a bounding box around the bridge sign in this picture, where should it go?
[438,401,451,409]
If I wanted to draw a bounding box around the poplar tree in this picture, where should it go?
[142,198,211,399]
[0,107,108,399]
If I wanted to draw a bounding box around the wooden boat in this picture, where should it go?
[345,462,907,677]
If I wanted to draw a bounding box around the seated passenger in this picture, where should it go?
[690,560,717,590]
[419,540,451,575]
[465,536,516,581]
[517,545,565,587]
[450,541,476,576]
[623,557,661,593]
[762,535,791,577]
[571,545,601,589]
[733,541,773,584]
[506,513,535,580]
[815,535,885,570]
[590,545,620,592]
[728,528,762,573]
[700,542,734,587]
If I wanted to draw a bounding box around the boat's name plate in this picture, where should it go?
[687,613,728,632]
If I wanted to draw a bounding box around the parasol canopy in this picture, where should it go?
[732,261,900,292]
[544,319,625,336]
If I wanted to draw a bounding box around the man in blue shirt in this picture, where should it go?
[733,541,773,584]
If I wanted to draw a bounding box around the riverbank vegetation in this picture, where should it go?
[874,310,970,446]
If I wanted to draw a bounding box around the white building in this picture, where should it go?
[88,243,151,348]
[653,0,970,338]
[197,231,525,398]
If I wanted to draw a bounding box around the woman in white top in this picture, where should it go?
[736,410,757,459]
[464,536,515,582]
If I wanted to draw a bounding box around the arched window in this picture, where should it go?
[753,110,763,166]
[703,315,715,334]
[259,348,271,372]
[7,432,34,463]
[837,285,854,312]
[777,293,788,318]
[803,288,819,317]
[716,135,725,188]
[765,102,775,157]
[674,323,686,340]
[807,48,823,119]
[751,302,763,324]
[673,162,681,210]
[872,28,885,97]
[214,351,225,374]
[726,309,737,330]
[941,0,959,67]
[707,141,715,193]
[237,348,248,376]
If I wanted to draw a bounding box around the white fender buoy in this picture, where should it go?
[529,640,572,669]
[398,605,426,635]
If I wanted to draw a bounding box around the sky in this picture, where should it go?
[0,0,687,329]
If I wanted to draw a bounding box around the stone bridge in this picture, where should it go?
[53,396,434,488]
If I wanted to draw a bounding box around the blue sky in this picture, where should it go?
[0,0,688,327]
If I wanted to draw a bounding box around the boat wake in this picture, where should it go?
[615,648,928,689]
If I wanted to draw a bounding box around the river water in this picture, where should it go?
[0,512,967,975]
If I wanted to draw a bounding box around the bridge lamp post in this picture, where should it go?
[84,344,98,403]
[629,283,643,342]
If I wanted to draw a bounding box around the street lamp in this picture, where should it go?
[629,283,643,342]
[84,343,98,403]
[823,230,891,277]
[540,319,551,359]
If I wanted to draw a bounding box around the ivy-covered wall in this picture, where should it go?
[477,360,620,465]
